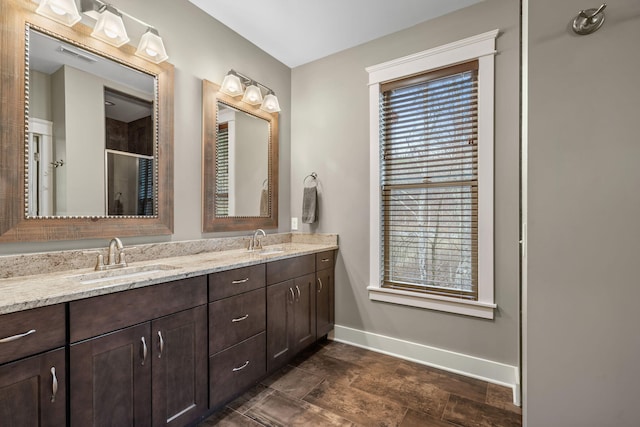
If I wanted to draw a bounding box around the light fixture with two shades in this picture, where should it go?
[220,70,281,113]
[34,0,169,64]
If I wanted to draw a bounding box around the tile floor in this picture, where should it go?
[199,340,522,427]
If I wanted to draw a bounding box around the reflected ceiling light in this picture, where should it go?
[220,71,244,97]
[135,27,168,64]
[91,4,129,47]
[36,0,82,27]
[221,69,281,113]
[242,81,263,105]
[260,91,281,113]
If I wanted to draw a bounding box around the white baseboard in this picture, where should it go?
[331,325,520,406]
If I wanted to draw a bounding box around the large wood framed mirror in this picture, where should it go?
[0,0,174,242]
[202,80,278,232]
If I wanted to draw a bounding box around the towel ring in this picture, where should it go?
[303,172,318,185]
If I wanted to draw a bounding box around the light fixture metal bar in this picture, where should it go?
[231,69,277,95]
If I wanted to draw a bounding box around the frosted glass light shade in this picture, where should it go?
[135,28,168,64]
[91,5,129,47]
[220,73,243,97]
[242,83,263,105]
[260,93,281,113]
[36,0,81,27]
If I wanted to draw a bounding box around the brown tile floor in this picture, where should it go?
[199,340,521,427]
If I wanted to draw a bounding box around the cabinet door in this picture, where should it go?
[151,306,208,427]
[266,279,294,371]
[293,273,316,351]
[316,268,335,338]
[70,323,152,427]
[0,348,66,427]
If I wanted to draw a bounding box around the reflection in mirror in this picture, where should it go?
[27,27,156,217]
[202,79,279,232]
[216,102,269,217]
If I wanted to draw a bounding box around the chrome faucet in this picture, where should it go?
[95,237,127,271]
[248,229,266,251]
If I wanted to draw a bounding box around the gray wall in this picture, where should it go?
[0,0,291,254]
[291,0,520,365]
[526,0,640,425]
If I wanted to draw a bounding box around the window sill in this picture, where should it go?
[367,286,496,319]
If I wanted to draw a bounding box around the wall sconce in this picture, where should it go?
[220,70,281,113]
[34,0,169,64]
[36,0,82,26]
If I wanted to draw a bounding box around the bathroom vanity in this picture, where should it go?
[0,235,337,426]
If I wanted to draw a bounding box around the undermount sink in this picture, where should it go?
[258,247,285,256]
[68,264,179,285]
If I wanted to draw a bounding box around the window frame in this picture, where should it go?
[367,30,499,319]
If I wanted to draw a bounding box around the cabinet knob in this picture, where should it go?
[232,278,250,284]
[295,285,301,302]
[288,287,295,303]
[317,277,323,293]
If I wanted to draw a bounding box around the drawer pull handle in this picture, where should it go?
[288,287,295,303]
[317,277,323,293]
[157,331,164,359]
[50,367,58,403]
[0,329,36,343]
[232,278,250,284]
[141,337,148,365]
[232,314,249,323]
[232,360,250,372]
[295,285,301,302]
[321,258,330,262]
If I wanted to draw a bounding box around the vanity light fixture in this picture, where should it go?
[242,81,263,105]
[91,4,129,47]
[36,0,82,27]
[220,69,281,113]
[260,90,281,113]
[135,27,169,64]
[220,70,244,97]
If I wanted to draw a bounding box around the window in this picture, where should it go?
[367,30,498,319]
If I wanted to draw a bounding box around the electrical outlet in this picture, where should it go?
[291,217,298,230]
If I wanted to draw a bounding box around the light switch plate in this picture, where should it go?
[291,217,298,230]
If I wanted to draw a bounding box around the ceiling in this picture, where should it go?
[188,0,483,68]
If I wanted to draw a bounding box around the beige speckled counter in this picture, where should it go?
[0,233,338,315]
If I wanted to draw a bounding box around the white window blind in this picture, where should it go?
[215,122,229,216]
[380,61,479,300]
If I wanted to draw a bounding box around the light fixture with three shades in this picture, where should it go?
[35,0,169,64]
[220,70,281,113]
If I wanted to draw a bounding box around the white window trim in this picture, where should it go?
[366,30,499,319]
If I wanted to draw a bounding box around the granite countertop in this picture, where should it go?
[0,239,338,315]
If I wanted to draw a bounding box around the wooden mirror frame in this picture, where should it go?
[202,80,279,232]
[0,0,174,242]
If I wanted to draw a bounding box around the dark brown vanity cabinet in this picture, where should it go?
[0,304,66,427]
[266,255,317,372]
[208,264,267,409]
[316,251,336,338]
[69,276,208,427]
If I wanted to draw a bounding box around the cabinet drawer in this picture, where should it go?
[209,288,265,354]
[209,332,266,409]
[266,254,315,285]
[316,250,335,271]
[0,304,65,365]
[209,264,265,301]
[69,275,207,342]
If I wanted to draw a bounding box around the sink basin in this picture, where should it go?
[258,247,285,256]
[68,264,179,285]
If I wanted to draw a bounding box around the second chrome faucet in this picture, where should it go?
[248,229,266,251]
[95,237,127,271]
